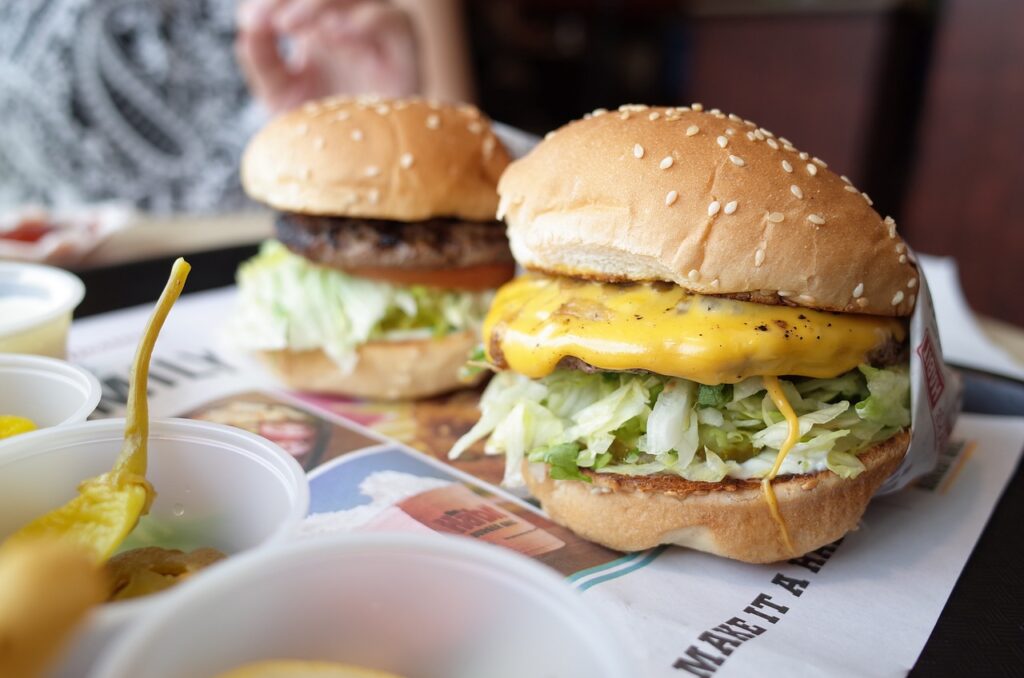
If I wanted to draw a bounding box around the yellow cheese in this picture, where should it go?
[484,274,905,384]
[761,376,800,553]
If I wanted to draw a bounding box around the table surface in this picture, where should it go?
[71,218,1024,676]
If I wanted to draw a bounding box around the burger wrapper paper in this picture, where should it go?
[877,266,961,493]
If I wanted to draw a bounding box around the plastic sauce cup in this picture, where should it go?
[0,261,85,358]
[0,418,310,678]
[92,533,634,678]
[0,354,101,432]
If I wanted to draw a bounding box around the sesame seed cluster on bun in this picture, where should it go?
[498,103,919,317]
[242,96,511,222]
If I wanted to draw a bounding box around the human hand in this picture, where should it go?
[236,0,421,113]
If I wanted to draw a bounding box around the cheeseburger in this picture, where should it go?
[234,97,513,400]
[452,104,917,563]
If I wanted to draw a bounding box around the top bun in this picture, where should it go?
[498,104,919,317]
[242,96,511,222]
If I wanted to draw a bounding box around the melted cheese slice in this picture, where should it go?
[484,274,905,384]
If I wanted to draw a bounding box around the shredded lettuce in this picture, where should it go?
[229,241,493,373]
[450,365,910,487]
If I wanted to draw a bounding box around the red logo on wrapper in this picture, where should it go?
[917,330,945,408]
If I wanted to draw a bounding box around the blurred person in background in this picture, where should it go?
[0,0,471,214]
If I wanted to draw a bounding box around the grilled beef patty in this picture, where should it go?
[275,212,513,271]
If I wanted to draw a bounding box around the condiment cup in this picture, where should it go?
[0,261,85,358]
[93,533,634,678]
[0,418,309,678]
[0,354,101,432]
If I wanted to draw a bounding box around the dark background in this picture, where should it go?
[465,0,1024,327]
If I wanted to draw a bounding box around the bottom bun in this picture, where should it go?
[524,430,911,563]
[256,330,480,400]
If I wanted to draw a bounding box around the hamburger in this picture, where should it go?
[233,97,513,400]
[451,104,917,563]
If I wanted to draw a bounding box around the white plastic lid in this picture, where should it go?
[0,261,85,337]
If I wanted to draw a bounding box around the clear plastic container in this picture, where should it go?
[0,354,101,433]
[0,261,85,358]
[92,533,634,678]
[0,418,310,678]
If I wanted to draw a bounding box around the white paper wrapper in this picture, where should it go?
[0,202,133,266]
[876,261,962,494]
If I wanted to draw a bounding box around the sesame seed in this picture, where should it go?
[351,129,364,141]
[892,291,905,306]
[895,243,906,254]
[799,151,809,160]
[713,112,726,119]
[754,129,766,141]
[708,201,721,216]
[746,131,757,142]
[619,112,630,120]
[796,294,816,304]
[365,165,380,177]
[649,111,661,120]
[779,290,795,298]
[729,113,742,122]
[908,278,918,289]
[884,215,896,224]
[899,254,908,264]
[726,128,736,136]
[853,283,864,298]
[665,190,679,206]
[468,121,483,134]
[313,137,325,151]
[686,125,699,136]
[375,104,390,115]
[862,192,873,205]
[368,188,380,204]
[790,185,803,199]
[659,156,674,169]
[710,108,721,115]
[806,163,818,176]
[807,213,826,225]
[844,185,859,193]
[856,297,870,309]
[592,107,608,116]
[545,131,556,140]
[400,153,414,169]
[729,155,745,166]
[755,249,765,267]
[483,136,496,156]
[717,135,729,148]
[813,157,828,167]
[766,138,779,150]
[744,119,756,127]
[760,128,775,138]
[710,278,721,289]
[841,175,852,185]
[783,143,796,152]
[678,106,691,112]
[426,114,440,129]
[768,212,785,223]
[781,160,793,173]
[908,293,916,306]
[633,143,644,159]
[779,137,792,146]
[688,269,700,281]
[724,200,738,215]
[692,103,704,111]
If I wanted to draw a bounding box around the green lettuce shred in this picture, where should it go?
[229,240,493,373]
[450,365,910,487]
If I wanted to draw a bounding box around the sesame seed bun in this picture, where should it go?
[242,97,511,222]
[523,430,910,563]
[498,104,919,317]
[254,330,482,401]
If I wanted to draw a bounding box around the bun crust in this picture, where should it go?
[498,105,918,317]
[523,430,910,563]
[256,330,480,401]
[243,97,511,222]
